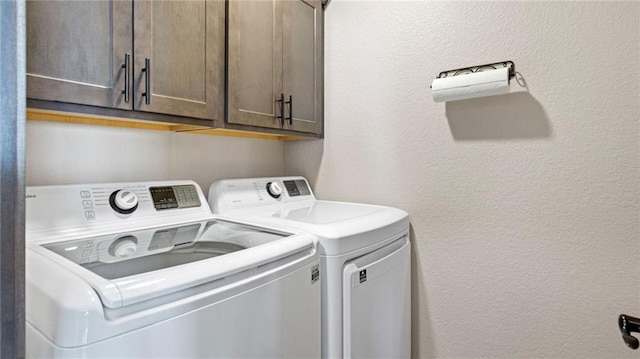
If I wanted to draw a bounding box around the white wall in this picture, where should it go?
[285,1,640,358]
[26,120,284,191]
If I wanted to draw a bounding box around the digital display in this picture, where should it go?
[149,185,200,210]
[150,186,179,210]
[283,180,310,197]
[283,181,300,196]
[295,180,311,196]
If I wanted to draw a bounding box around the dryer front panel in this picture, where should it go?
[342,235,411,359]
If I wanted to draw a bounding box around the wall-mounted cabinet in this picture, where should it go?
[227,0,323,135]
[27,0,225,121]
[26,0,323,138]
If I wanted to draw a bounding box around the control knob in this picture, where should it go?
[109,189,139,214]
[266,182,283,199]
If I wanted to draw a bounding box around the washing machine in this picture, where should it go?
[209,176,411,359]
[25,180,321,358]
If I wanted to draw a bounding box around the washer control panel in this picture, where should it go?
[25,181,210,241]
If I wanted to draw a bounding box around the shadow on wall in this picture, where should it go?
[285,139,324,188]
[410,224,437,359]
[446,92,551,141]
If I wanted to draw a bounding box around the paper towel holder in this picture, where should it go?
[435,60,515,81]
[430,61,517,103]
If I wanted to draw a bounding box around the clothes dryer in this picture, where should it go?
[209,176,411,359]
[26,180,320,358]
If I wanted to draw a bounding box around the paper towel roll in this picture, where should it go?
[431,67,510,103]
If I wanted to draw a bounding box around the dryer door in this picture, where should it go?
[342,234,411,359]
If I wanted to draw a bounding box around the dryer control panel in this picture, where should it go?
[209,176,315,214]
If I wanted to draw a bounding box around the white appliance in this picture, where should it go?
[209,176,411,359]
[26,180,321,358]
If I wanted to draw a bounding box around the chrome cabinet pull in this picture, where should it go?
[285,95,292,125]
[121,53,130,103]
[276,93,285,125]
[141,58,150,105]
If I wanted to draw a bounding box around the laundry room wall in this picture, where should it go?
[25,120,284,190]
[284,1,640,358]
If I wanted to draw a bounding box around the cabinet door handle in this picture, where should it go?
[276,93,285,125]
[285,95,293,125]
[141,58,151,105]
[121,53,130,103]
[619,314,640,349]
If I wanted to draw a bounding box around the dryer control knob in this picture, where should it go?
[266,182,283,199]
[110,189,139,214]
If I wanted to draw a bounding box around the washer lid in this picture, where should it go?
[269,201,384,224]
[32,219,314,308]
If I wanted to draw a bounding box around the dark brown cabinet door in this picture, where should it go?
[283,0,323,135]
[133,0,225,120]
[227,0,284,130]
[27,0,132,110]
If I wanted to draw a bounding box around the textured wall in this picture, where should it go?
[284,1,640,357]
[25,120,284,190]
